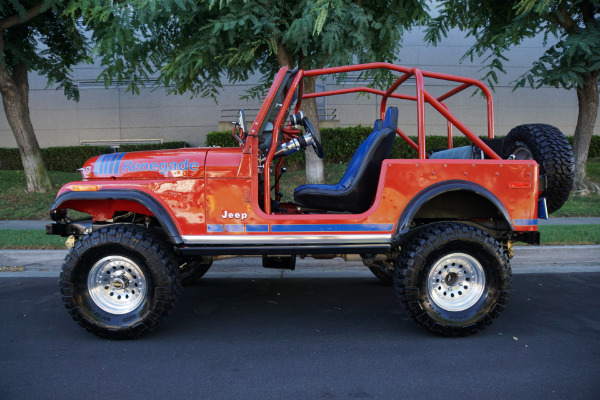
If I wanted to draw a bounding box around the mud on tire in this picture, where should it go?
[504,124,574,214]
[395,223,511,337]
[59,225,181,339]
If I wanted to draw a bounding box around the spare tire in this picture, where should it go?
[504,124,574,214]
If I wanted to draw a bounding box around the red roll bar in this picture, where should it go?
[260,62,501,213]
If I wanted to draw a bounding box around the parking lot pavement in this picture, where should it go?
[1,245,600,278]
[1,272,599,399]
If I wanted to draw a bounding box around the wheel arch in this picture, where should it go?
[50,189,183,245]
[395,180,514,237]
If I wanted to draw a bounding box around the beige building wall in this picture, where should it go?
[0,29,596,149]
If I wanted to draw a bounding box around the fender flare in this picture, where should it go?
[50,189,183,245]
[395,180,514,237]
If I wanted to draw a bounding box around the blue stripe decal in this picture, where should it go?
[225,224,244,233]
[246,225,269,233]
[94,153,126,176]
[207,224,224,232]
[102,153,113,175]
[94,154,106,175]
[271,224,394,233]
[100,153,109,175]
[106,153,120,175]
[112,153,126,174]
[101,153,111,175]
[514,219,538,226]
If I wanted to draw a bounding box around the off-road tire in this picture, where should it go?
[362,258,394,284]
[367,263,394,284]
[179,256,213,286]
[395,223,511,336]
[60,225,181,339]
[504,124,574,214]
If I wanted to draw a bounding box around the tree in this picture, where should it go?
[0,1,88,192]
[427,0,600,193]
[80,0,429,183]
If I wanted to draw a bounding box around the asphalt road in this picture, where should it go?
[1,272,599,399]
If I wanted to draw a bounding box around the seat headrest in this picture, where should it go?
[374,119,383,132]
[383,107,399,131]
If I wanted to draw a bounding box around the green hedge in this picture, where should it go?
[3,128,598,173]
[0,141,188,172]
[207,128,600,162]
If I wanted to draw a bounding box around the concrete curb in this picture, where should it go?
[1,246,599,278]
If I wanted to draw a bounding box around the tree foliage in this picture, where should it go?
[1,1,88,100]
[427,0,600,90]
[76,0,430,98]
[0,1,90,192]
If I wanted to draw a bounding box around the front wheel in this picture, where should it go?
[395,223,511,336]
[60,225,181,339]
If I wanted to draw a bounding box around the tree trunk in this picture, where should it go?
[0,61,52,193]
[573,71,600,193]
[301,75,324,184]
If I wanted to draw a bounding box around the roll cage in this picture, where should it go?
[248,62,502,214]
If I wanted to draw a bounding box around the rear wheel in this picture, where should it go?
[395,223,511,336]
[504,124,574,214]
[60,225,181,339]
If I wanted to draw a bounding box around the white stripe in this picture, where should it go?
[182,234,392,245]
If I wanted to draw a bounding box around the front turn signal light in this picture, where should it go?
[71,185,99,191]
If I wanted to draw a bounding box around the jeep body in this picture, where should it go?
[49,63,569,338]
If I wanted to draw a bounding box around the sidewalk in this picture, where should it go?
[1,245,599,278]
[2,217,599,230]
[1,218,598,277]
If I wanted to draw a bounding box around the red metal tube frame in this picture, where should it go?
[261,62,500,212]
[263,70,305,214]
[303,62,496,158]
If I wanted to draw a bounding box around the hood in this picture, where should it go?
[81,149,208,180]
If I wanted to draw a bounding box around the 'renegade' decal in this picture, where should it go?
[93,153,200,176]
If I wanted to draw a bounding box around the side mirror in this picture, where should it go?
[238,109,248,135]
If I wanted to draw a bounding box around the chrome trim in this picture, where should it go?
[181,234,392,245]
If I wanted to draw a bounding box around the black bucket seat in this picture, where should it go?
[294,107,398,213]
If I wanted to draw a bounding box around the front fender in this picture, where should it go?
[50,189,183,245]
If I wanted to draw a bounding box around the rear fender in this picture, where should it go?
[395,180,514,239]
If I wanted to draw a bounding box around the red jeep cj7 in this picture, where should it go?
[48,63,574,339]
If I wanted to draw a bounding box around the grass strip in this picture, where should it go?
[0,229,66,249]
[538,224,600,245]
[0,225,597,249]
[0,170,81,220]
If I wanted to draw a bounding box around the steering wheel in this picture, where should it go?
[301,117,324,159]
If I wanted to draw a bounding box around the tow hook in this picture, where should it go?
[65,235,76,249]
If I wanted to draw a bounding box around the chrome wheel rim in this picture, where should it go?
[427,253,486,312]
[87,256,147,314]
